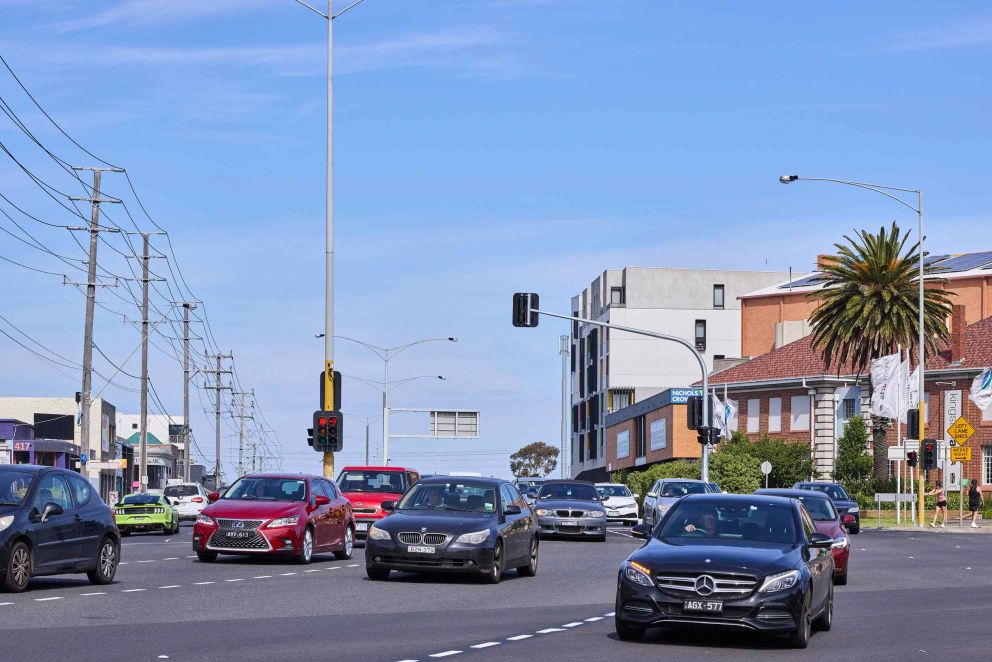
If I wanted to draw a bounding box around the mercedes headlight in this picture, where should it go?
[0,515,13,533]
[831,536,849,549]
[585,511,605,518]
[266,515,300,528]
[195,513,215,525]
[535,508,553,516]
[368,525,391,541]
[454,529,492,545]
[622,561,653,587]
[759,569,800,593]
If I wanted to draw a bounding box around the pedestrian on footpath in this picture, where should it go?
[927,483,947,528]
[967,482,983,529]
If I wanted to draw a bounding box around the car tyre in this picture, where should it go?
[196,550,218,563]
[483,540,503,584]
[2,541,32,593]
[87,537,118,585]
[517,537,539,577]
[850,526,860,535]
[334,526,354,560]
[834,571,848,586]
[296,526,314,565]
[814,584,834,631]
[788,593,812,649]
[366,564,390,581]
[614,616,645,642]
[595,534,607,542]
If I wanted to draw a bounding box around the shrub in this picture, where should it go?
[613,460,699,507]
[709,449,762,494]
[834,416,873,485]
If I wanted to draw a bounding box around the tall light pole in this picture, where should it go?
[559,335,569,479]
[779,175,926,526]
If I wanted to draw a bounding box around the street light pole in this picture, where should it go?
[559,335,569,479]
[779,175,926,526]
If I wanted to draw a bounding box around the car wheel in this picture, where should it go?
[87,537,118,585]
[517,537,539,577]
[484,540,503,584]
[2,541,32,593]
[814,584,834,631]
[366,564,390,581]
[334,526,354,560]
[196,551,218,563]
[297,527,314,565]
[834,571,848,586]
[850,526,860,534]
[614,615,645,642]
[788,593,811,649]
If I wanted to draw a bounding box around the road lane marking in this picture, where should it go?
[224,578,244,582]
[186,555,197,558]
[163,557,179,560]
[607,529,636,538]
[80,593,106,596]
[562,622,582,627]
[279,572,297,576]
[506,635,532,641]
[536,628,565,634]
[193,581,214,585]
[305,569,321,573]
[604,612,615,616]
[470,643,500,649]
[159,585,181,589]
[327,567,341,570]
[584,617,603,622]
[118,562,128,565]
[254,575,272,579]
[137,560,155,563]
[347,564,359,567]
[122,589,146,593]
[428,652,461,658]
[0,602,13,606]
[35,597,63,602]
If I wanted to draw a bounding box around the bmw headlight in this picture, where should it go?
[759,569,800,593]
[0,515,13,533]
[622,561,653,587]
[535,508,553,516]
[454,529,492,545]
[831,536,849,549]
[368,525,391,541]
[847,505,859,514]
[585,511,605,518]
[195,513,215,525]
[266,515,300,528]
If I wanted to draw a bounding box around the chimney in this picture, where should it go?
[951,304,967,362]
[816,254,834,271]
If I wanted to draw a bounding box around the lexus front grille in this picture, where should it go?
[207,519,270,551]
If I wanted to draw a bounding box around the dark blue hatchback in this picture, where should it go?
[0,465,120,592]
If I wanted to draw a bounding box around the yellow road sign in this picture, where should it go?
[950,447,972,462]
[948,416,975,444]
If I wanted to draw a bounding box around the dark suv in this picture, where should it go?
[0,465,120,592]
[793,482,860,534]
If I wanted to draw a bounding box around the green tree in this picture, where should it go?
[833,416,873,485]
[509,441,559,477]
[808,223,953,478]
[709,449,762,494]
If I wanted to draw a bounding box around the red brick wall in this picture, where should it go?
[606,404,701,471]
[737,388,816,442]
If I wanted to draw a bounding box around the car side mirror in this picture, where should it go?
[630,523,651,539]
[380,500,396,512]
[809,532,834,548]
[647,492,657,498]
[633,494,640,500]
[40,502,63,523]
[207,492,220,503]
[503,504,522,515]
[314,495,331,507]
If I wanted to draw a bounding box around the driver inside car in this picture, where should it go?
[684,509,718,535]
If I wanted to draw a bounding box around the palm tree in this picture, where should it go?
[808,222,954,479]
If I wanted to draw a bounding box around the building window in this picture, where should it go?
[842,398,857,420]
[713,284,725,309]
[635,416,646,458]
[790,395,811,431]
[984,446,992,485]
[747,399,760,433]
[572,313,579,340]
[768,397,782,433]
[616,430,630,459]
[695,320,707,352]
[650,418,667,451]
[985,405,992,423]
[714,354,725,360]
[610,287,624,305]
[609,388,634,413]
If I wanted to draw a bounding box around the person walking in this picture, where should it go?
[927,483,948,528]
[967,481,983,529]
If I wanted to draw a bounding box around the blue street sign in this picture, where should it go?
[80,453,88,464]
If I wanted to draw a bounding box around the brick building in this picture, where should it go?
[604,388,703,475]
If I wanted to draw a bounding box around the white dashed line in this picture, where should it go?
[429,652,462,659]
[562,622,582,628]
[967,567,973,570]
[0,602,13,606]
[158,585,181,589]
[327,566,341,570]
[347,564,360,567]
[279,572,297,576]
[80,592,106,596]
[224,578,244,582]
[163,557,179,560]
[186,555,198,558]
[118,562,128,565]
[34,597,63,602]
[193,581,214,585]
[305,569,321,573]
[254,575,272,579]
[470,642,500,649]
[506,635,532,641]
[604,612,615,617]
[584,617,603,622]
[536,628,565,634]
[122,589,146,593]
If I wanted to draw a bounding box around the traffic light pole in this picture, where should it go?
[527,307,712,482]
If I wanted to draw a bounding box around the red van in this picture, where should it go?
[336,466,420,537]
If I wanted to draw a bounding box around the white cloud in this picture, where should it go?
[54,0,273,32]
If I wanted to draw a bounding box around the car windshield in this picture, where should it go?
[224,477,307,502]
[804,484,849,501]
[397,482,496,513]
[164,485,199,498]
[660,482,709,498]
[793,495,837,521]
[537,482,598,501]
[122,494,162,505]
[597,485,632,498]
[658,501,798,545]
[0,470,34,506]
[516,480,542,492]
[337,470,407,494]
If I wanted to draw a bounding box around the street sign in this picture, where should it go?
[760,461,772,475]
[85,461,123,470]
[950,447,972,462]
[948,416,975,444]
[80,453,88,464]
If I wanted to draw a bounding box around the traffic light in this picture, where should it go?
[922,439,937,471]
[307,427,314,448]
[907,451,918,468]
[512,293,540,328]
[687,395,703,430]
[907,410,920,440]
[312,411,344,453]
[696,426,721,445]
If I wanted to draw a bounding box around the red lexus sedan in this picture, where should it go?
[756,488,850,584]
[193,473,355,564]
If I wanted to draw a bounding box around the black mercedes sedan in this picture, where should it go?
[616,494,836,649]
[364,476,538,583]
[0,465,120,592]
[533,479,607,541]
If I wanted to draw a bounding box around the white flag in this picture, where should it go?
[712,394,729,438]
[724,397,739,433]
[970,368,992,412]
[906,365,921,411]
[870,353,902,419]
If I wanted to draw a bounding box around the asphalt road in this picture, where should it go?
[3,525,991,661]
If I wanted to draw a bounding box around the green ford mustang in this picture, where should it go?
[115,493,180,535]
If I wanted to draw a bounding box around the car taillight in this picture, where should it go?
[192,497,204,503]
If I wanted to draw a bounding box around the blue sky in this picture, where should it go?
[1,1,991,479]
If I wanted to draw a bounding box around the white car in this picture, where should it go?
[163,482,209,521]
[595,483,640,526]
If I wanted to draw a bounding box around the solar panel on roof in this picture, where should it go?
[929,251,992,273]
[777,274,826,289]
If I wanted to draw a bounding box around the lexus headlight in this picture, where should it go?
[759,569,800,593]
[455,529,492,545]
[585,511,605,518]
[195,513,215,525]
[535,508,553,516]
[622,561,653,587]
[0,515,13,533]
[847,505,859,514]
[831,536,849,549]
[368,525,391,541]
[266,515,300,528]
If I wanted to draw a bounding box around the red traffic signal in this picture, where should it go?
[907,451,918,467]
[318,416,328,426]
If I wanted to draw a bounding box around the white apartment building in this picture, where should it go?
[116,413,185,489]
[569,267,789,481]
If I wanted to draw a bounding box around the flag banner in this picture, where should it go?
[712,394,729,438]
[725,397,739,433]
[970,368,992,411]
[870,353,901,419]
